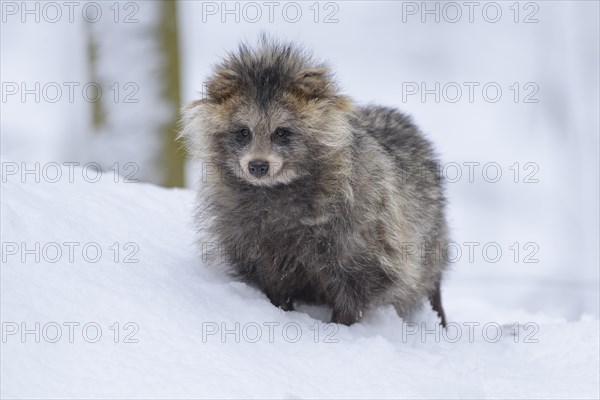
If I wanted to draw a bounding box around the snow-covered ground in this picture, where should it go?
[1,170,598,399]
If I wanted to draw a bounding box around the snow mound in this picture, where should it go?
[1,170,598,399]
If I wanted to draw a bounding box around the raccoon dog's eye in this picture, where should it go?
[235,127,251,143]
[273,127,291,145]
[275,127,289,137]
[238,127,250,137]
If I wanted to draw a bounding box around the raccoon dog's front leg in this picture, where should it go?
[331,306,362,326]
[328,276,367,326]
[328,262,393,325]
[234,261,295,311]
[265,288,295,311]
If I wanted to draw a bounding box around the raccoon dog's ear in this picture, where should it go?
[292,67,336,100]
[206,67,239,103]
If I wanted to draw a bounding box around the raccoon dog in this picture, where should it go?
[182,38,449,326]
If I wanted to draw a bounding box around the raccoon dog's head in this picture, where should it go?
[182,38,354,187]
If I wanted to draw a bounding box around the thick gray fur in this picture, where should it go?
[181,37,449,326]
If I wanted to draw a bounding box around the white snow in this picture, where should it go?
[1,170,598,399]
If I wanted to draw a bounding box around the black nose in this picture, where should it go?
[248,160,269,178]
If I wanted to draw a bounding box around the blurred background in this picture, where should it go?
[2,1,599,319]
